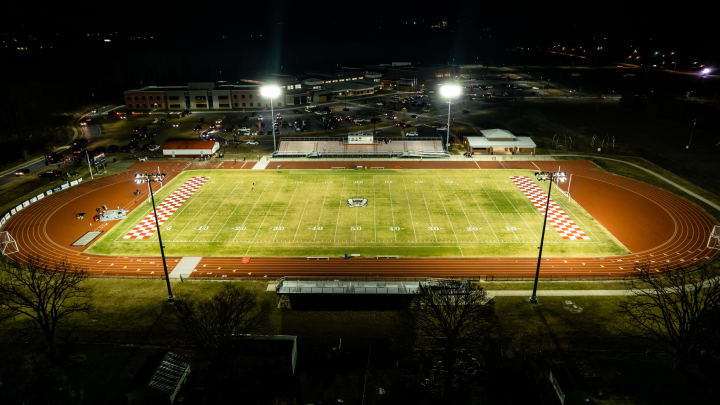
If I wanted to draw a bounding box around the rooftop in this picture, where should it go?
[480,128,517,140]
[162,140,218,150]
[465,135,536,149]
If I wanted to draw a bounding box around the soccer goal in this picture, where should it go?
[0,231,19,256]
[708,225,720,250]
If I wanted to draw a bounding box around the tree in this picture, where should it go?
[174,283,271,358]
[619,264,720,367]
[0,257,91,357]
[410,280,496,396]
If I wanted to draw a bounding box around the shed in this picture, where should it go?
[464,129,536,155]
[162,140,219,157]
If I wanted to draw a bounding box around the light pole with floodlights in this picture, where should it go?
[260,85,282,152]
[530,170,567,304]
[439,84,461,151]
[134,172,173,301]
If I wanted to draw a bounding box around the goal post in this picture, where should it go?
[0,231,19,256]
[708,225,720,250]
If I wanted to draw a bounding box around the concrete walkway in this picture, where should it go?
[487,289,632,298]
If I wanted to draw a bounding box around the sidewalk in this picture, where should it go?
[487,289,632,298]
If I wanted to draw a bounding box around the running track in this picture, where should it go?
[3,159,717,279]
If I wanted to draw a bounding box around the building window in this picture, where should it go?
[234,103,238,107]
[219,103,230,107]
[249,94,253,99]
[169,95,179,100]
[195,96,206,101]
[249,102,254,107]
[218,95,229,100]
[196,103,207,108]
[135,104,140,108]
[233,95,237,99]
[141,95,146,100]
[242,103,246,107]
[134,96,138,100]
[143,104,147,108]
[127,104,133,108]
[241,94,246,99]
[170,104,181,108]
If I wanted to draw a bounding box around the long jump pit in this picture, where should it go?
[1,159,717,279]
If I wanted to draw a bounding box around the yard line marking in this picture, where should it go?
[311,179,333,241]
[373,175,377,242]
[401,176,418,242]
[292,179,315,242]
[170,181,220,240]
[124,176,209,239]
[231,180,274,242]
[509,176,591,240]
[467,191,500,242]
[210,184,254,241]
[273,177,302,242]
[387,177,397,242]
[499,186,537,240]
[430,177,460,244]
[443,179,479,243]
[531,161,541,171]
[191,179,244,242]
[244,178,290,254]
[416,178,438,243]
[332,176,347,243]
[481,187,520,241]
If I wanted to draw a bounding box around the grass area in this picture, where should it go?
[88,169,627,258]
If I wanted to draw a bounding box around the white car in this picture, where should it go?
[245,141,259,145]
[215,119,222,124]
[172,123,180,128]
[152,118,159,124]
[257,115,263,120]
[239,127,250,132]
[406,131,418,137]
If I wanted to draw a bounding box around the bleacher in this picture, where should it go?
[274,137,448,158]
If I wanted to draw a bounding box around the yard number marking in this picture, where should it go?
[350,226,362,231]
[428,226,440,231]
[195,226,209,231]
[232,226,247,231]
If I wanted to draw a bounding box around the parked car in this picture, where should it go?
[245,141,259,145]
[406,131,419,137]
[172,123,180,128]
[193,125,202,131]
[146,144,161,152]
[14,168,30,176]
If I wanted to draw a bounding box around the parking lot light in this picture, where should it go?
[261,85,282,152]
[439,84,462,150]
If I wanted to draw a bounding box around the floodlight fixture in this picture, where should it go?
[261,85,282,152]
[439,83,462,151]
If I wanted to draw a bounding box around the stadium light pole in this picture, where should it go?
[530,171,567,304]
[439,84,462,151]
[260,85,282,152]
[135,172,173,301]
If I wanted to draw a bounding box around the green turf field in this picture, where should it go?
[87,169,629,258]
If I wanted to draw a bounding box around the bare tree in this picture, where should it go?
[619,264,720,367]
[174,283,272,357]
[0,257,91,357]
[410,280,496,396]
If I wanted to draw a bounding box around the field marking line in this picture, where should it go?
[416,178,439,243]
[191,179,244,242]
[231,180,274,242]
[444,179,480,243]
[354,180,359,242]
[401,176,418,242]
[531,161,541,171]
[311,179,333,242]
[373,175,377,243]
[210,182,255,241]
[332,175,347,243]
[292,179,315,242]
[543,180,599,240]
[168,180,218,242]
[430,177,460,244]
[387,177,397,242]
[272,176,302,242]
[244,177,290,255]
[467,190,500,242]
[474,161,481,170]
[481,187,520,241]
[499,187,538,242]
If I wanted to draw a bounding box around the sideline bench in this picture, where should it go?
[376,255,399,259]
[307,256,330,260]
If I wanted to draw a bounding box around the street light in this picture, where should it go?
[439,84,462,151]
[135,172,173,301]
[260,85,282,152]
[530,171,567,304]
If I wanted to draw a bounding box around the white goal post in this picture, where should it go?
[708,225,720,250]
[0,231,19,256]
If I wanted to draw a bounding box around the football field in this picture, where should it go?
[88,169,628,258]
